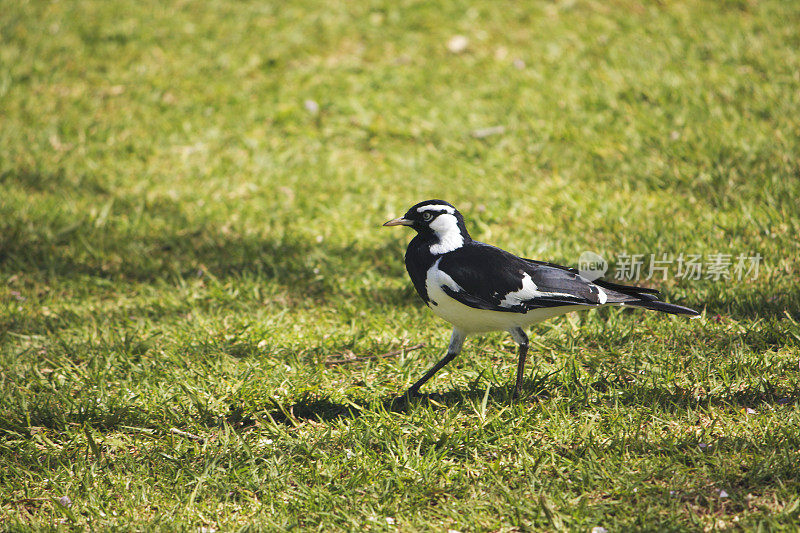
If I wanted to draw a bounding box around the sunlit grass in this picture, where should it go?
[2,0,800,529]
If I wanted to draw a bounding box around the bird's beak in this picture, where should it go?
[383,217,413,227]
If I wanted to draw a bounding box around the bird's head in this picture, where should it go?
[383,199,471,254]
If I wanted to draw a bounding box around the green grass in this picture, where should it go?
[2,0,800,529]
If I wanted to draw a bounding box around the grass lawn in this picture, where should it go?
[2,0,800,530]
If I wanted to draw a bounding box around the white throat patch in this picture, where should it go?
[428,213,464,254]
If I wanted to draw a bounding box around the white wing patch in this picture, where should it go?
[498,272,593,308]
[596,286,608,304]
[499,273,539,308]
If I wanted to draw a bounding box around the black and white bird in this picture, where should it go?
[384,199,699,399]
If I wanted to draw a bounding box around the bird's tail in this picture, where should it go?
[623,300,701,317]
[593,279,700,317]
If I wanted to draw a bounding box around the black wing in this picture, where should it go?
[523,258,660,297]
[436,244,607,313]
[519,255,699,316]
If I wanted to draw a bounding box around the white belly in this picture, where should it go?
[424,262,586,333]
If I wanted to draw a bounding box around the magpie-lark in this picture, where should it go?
[384,199,700,399]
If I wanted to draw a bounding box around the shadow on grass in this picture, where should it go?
[1,215,399,287]
[3,370,795,440]
[1,169,414,306]
[266,388,520,426]
[266,375,799,426]
[264,366,565,424]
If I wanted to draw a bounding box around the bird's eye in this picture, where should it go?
[422,212,433,221]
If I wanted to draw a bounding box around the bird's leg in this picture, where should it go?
[406,328,466,397]
[509,327,529,399]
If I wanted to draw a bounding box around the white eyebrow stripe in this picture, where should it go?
[417,205,455,214]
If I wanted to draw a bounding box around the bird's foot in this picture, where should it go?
[405,387,424,399]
